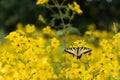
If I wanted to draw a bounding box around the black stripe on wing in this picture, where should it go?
[82,47,92,54]
[77,47,92,59]
[64,48,77,57]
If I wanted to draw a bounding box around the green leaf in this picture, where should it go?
[52,14,60,19]
[55,30,64,37]
[67,26,81,35]
[50,17,56,26]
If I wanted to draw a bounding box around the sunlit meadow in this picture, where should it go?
[0,23,120,80]
[0,0,120,80]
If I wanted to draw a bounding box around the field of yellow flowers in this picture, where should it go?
[0,23,120,80]
[0,0,120,79]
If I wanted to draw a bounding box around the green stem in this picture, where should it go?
[52,0,66,46]
[113,22,117,35]
[69,12,76,23]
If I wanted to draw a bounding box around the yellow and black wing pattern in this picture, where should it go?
[64,47,92,59]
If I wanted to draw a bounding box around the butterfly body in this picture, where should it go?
[64,47,92,59]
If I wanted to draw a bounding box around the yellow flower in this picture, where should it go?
[16,22,23,31]
[12,41,23,52]
[41,56,49,64]
[99,39,108,47]
[74,40,86,47]
[38,15,46,23]
[85,30,92,36]
[73,2,83,14]
[96,59,106,68]
[87,24,96,30]
[42,26,51,35]
[37,37,46,46]
[46,46,52,53]
[68,4,74,10]
[51,38,60,47]
[36,0,48,5]
[25,37,35,48]
[105,63,118,78]
[98,67,108,79]
[100,39,113,53]
[1,52,15,64]
[50,29,56,36]
[16,23,25,35]
[68,1,83,14]
[5,32,20,41]
[77,65,85,77]
[25,24,36,33]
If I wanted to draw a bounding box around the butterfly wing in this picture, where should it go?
[64,48,77,57]
[77,47,92,56]
[77,47,92,59]
[64,47,92,59]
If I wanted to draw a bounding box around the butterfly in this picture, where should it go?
[64,47,92,59]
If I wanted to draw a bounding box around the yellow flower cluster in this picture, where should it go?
[42,25,56,36]
[51,38,60,48]
[68,1,83,14]
[42,26,51,34]
[1,23,120,79]
[36,0,48,5]
[25,24,36,33]
[74,40,86,47]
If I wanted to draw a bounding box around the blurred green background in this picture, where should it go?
[0,0,120,33]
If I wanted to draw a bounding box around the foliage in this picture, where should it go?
[0,0,38,32]
[1,0,120,32]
